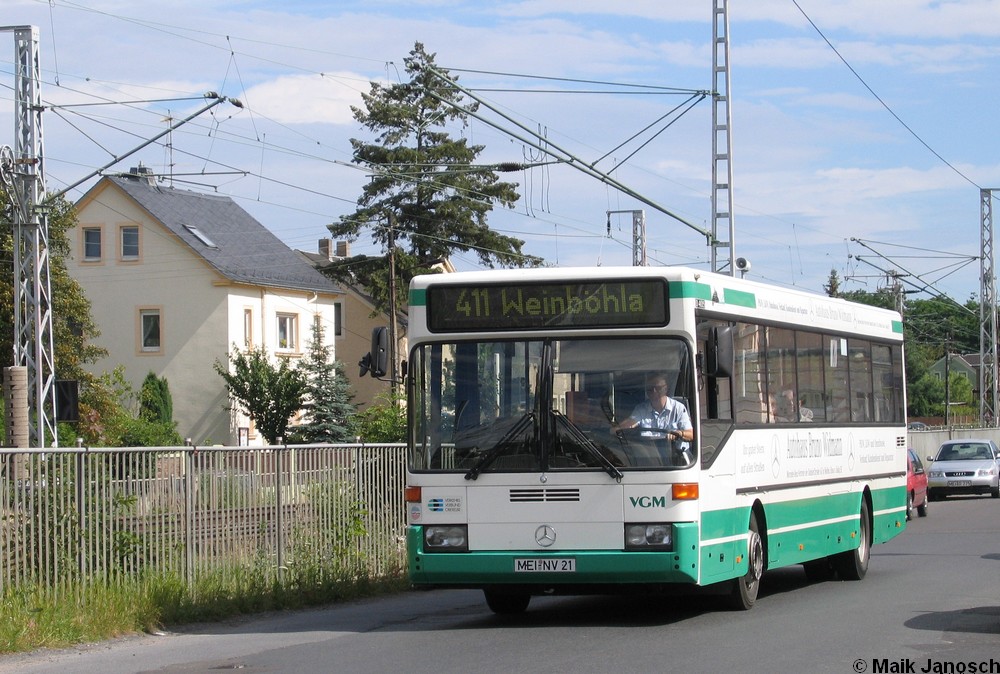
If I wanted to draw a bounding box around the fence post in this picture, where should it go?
[275,438,284,582]
[184,439,195,587]
[75,438,86,584]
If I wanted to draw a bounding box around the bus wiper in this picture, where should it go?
[551,411,623,481]
[464,412,536,481]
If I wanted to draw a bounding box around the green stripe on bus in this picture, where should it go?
[670,281,757,309]
[723,288,756,308]
[410,288,427,306]
[670,281,713,301]
[892,320,903,334]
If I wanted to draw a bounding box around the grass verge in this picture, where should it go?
[1,567,411,654]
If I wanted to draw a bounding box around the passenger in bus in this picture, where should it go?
[611,373,693,462]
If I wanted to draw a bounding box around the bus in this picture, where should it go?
[390,266,907,613]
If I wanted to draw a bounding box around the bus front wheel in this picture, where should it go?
[833,498,871,581]
[484,589,530,615]
[728,511,763,610]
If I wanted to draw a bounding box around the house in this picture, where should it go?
[297,239,456,409]
[297,238,410,409]
[69,166,369,445]
[928,353,979,387]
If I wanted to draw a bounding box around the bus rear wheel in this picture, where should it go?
[832,498,871,581]
[484,589,530,614]
[728,511,763,610]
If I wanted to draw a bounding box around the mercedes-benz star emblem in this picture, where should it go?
[535,524,556,547]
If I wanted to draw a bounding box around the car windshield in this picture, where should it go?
[408,337,695,474]
[934,443,995,461]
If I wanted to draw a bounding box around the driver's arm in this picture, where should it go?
[611,417,638,432]
[668,427,693,442]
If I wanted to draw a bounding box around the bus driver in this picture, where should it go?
[611,373,694,462]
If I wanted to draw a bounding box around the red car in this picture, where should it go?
[907,448,929,520]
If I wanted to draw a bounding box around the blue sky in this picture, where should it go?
[3,0,999,300]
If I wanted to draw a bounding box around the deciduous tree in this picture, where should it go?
[214,346,305,444]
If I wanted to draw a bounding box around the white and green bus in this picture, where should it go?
[393,266,907,613]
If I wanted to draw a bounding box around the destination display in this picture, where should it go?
[426,279,669,332]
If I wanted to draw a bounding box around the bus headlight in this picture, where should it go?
[424,525,469,552]
[625,523,673,551]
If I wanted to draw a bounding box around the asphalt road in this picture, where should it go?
[2,495,998,674]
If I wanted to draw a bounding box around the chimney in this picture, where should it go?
[128,164,157,186]
[336,240,350,258]
[318,238,333,260]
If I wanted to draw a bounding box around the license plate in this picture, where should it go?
[948,480,972,487]
[514,558,576,572]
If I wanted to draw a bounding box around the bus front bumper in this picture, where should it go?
[407,523,700,587]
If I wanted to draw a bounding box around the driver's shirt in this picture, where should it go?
[627,397,691,433]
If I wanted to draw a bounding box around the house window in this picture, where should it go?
[83,227,102,261]
[244,308,253,347]
[333,302,343,337]
[277,313,297,351]
[139,308,161,353]
[121,225,140,260]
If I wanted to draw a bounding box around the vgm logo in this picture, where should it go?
[629,495,667,508]
[428,498,445,512]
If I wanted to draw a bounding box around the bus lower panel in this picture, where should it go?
[408,522,700,587]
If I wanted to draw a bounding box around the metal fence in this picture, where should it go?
[0,442,407,598]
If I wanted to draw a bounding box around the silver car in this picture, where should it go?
[927,439,1000,500]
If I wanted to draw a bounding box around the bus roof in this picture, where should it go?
[409,266,902,339]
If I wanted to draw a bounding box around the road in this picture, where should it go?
[2,496,998,674]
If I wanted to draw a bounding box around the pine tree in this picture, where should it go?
[139,371,173,423]
[326,41,541,314]
[296,319,356,443]
[823,268,841,297]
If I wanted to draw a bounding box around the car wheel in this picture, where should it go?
[905,492,913,521]
[916,496,928,517]
[727,511,764,610]
[833,498,871,581]
[992,484,999,499]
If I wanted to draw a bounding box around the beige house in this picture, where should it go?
[296,239,407,409]
[69,166,371,445]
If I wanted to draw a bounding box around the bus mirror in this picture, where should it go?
[360,326,389,378]
[706,325,734,378]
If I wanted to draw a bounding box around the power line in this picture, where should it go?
[790,0,981,190]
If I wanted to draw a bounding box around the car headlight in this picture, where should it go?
[423,525,468,552]
[978,467,998,477]
[625,523,673,551]
[928,470,943,478]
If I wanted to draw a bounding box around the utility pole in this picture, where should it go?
[0,25,57,448]
[711,0,736,276]
[980,189,997,427]
[387,213,398,395]
[606,209,646,266]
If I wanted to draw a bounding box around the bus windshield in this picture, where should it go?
[409,337,695,474]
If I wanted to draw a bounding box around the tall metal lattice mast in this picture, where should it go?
[711,0,736,276]
[980,189,998,427]
[0,25,57,448]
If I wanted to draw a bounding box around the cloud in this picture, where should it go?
[240,73,367,125]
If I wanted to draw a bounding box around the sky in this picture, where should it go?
[3,0,999,302]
